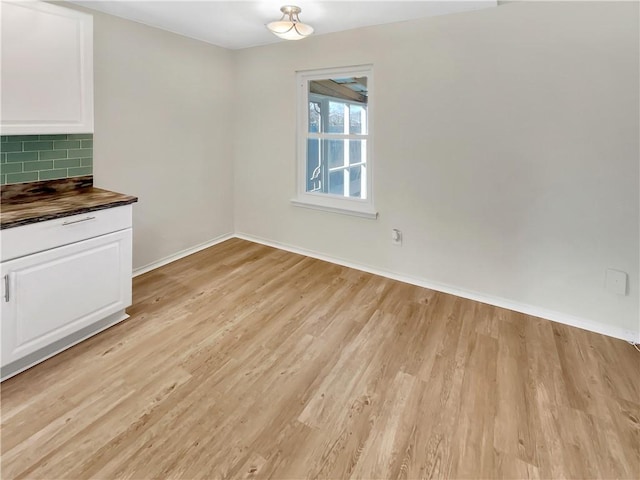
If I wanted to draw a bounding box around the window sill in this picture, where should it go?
[291,198,378,219]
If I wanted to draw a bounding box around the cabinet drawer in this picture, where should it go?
[1,205,132,262]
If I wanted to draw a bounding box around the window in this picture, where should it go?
[292,65,376,219]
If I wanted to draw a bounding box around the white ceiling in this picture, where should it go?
[68,1,497,50]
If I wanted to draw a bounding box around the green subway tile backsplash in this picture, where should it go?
[2,142,23,153]
[7,172,39,183]
[38,134,68,140]
[23,141,53,151]
[7,151,38,162]
[68,166,92,176]
[54,158,81,168]
[68,148,93,159]
[39,168,70,180]
[53,140,81,150]
[23,160,54,172]
[1,163,23,174]
[39,150,68,160]
[0,134,92,184]
[7,135,37,142]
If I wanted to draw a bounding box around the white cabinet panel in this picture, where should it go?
[1,229,131,366]
[0,0,93,134]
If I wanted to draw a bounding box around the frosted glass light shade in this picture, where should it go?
[267,20,314,40]
[266,6,314,40]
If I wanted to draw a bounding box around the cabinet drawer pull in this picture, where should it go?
[62,216,96,226]
[4,274,9,302]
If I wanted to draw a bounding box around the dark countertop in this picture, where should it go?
[1,176,138,229]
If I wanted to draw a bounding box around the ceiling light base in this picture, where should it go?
[280,6,301,16]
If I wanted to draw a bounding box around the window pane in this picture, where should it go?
[349,105,367,135]
[349,166,363,198]
[327,167,365,199]
[325,139,365,169]
[328,170,344,196]
[309,101,321,133]
[327,101,346,133]
[306,138,322,192]
[325,139,344,169]
[349,140,364,165]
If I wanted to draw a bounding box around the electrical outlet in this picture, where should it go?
[391,229,402,245]
[605,269,627,296]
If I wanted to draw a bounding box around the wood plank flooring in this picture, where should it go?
[1,238,639,479]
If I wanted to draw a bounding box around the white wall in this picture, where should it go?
[78,6,235,269]
[233,2,639,338]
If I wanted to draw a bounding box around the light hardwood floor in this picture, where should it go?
[1,238,639,479]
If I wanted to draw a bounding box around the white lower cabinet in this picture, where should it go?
[0,206,134,380]
[1,229,131,367]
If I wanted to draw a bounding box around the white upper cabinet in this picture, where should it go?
[1,0,93,135]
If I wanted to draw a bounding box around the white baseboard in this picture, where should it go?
[129,231,638,343]
[132,233,234,277]
[235,232,639,343]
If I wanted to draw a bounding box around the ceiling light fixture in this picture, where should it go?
[266,5,314,41]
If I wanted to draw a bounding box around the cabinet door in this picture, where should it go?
[0,0,93,134]
[1,229,131,366]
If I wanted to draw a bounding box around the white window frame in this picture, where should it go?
[292,65,377,219]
